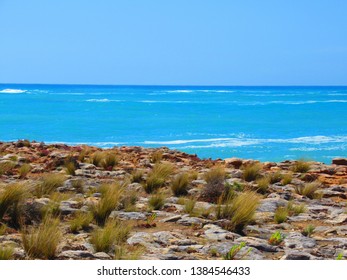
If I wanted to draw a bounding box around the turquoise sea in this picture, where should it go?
[0,84,346,163]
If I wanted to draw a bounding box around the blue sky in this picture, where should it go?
[1,0,347,85]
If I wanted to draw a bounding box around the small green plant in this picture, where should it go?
[90,219,131,253]
[69,211,93,233]
[268,231,285,245]
[145,213,157,227]
[202,166,225,203]
[223,242,252,260]
[295,181,322,199]
[144,163,174,193]
[184,199,196,215]
[90,183,123,226]
[336,253,344,260]
[35,174,65,197]
[148,193,165,210]
[274,207,288,224]
[171,173,189,196]
[19,163,31,179]
[242,163,262,182]
[22,216,61,259]
[131,169,144,183]
[0,245,14,260]
[291,159,311,173]
[302,224,315,237]
[209,247,218,257]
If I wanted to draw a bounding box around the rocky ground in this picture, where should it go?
[0,140,346,260]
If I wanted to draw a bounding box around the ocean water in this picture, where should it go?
[0,84,346,163]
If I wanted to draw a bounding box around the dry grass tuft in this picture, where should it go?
[242,163,262,182]
[295,181,322,199]
[35,174,65,197]
[144,163,174,194]
[171,173,190,196]
[201,166,225,203]
[19,163,31,179]
[291,159,311,173]
[69,211,93,233]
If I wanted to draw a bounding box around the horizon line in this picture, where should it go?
[1,82,347,87]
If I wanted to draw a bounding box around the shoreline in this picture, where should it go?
[0,140,346,260]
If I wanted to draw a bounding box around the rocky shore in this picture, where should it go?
[0,140,346,260]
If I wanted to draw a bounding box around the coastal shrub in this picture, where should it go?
[171,173,189,196]
[131,169,143,183]
[69,211,93,233]
[295,181,322,199]
[22,216,61,259]
[281,173,293,185]
[255,176,270,194]
[268,172,283,184]
[302,224,315,237]
[0,161,16,176]
[268,231,285,246]
[227,191,260,233]
[19,163,31,179]
[291,159,311,173]
[35,174,65,197]
[150,151,163,163]
[274,207,288,224]
[201,166,225,203]
[121,191,138,212]
[90,183,123,226]
[101,153,118,171]
[184,199,196,215]
[287,201,306,216]
[144,163,174,194]
[90,219,131,253]
[0,183,28,225]
[65,162,76,176]
[148,193,165,210]
[242,163,262,182]
[0,245,13,260]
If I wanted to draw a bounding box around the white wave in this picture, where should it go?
[144,135,347,147]
[86,99,124,103]
[45,141,123,147]
[0,88,27,94]
[290,145,346,152]
[166,90,194,93]
[139,100,190,103]
[242,100,347,106]
[327,93,347,96]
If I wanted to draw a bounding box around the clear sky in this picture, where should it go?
[1,0,347,85]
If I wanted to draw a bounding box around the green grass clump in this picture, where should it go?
[295,181,322,199]
[22,216,61,259]
[101,153,118,171]
[0,161,16,176]
[90,183,123,226]
[227,191,260,233]
[148,193,165,210]
[65,162,76,176]
[90,220,131,253]
[255,176,270,194]
[274,207,288,224]
[150,151,163,163]
[302,224,315,237]
[286,201,306,216]
[144,163,174,194]
[0,245,14,260]
[202,166,225,203]
[242,163,262,182]
[19,163,31,179]
[184,199,196,215]
[69,212,93,233]
[171,173,189,196]
[0,183,28,226]
[291,159,311,173]
[35,174,65,197]
[131,169,144,183]
[268,231,285,245]
[281,173,293,185]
